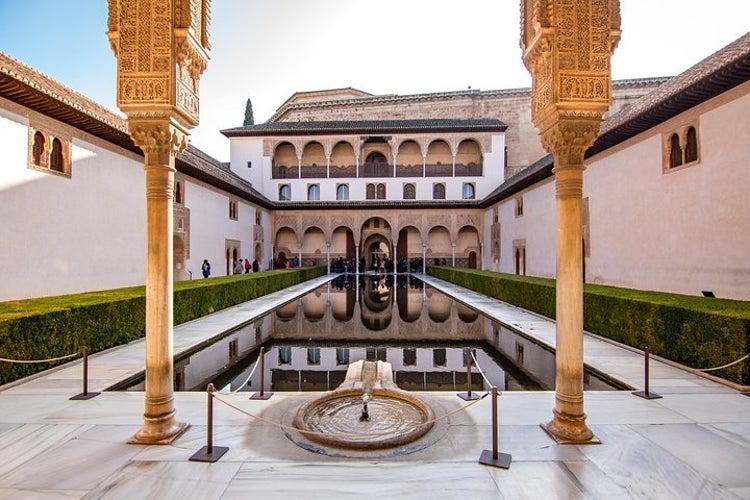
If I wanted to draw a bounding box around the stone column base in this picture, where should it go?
[540,409,600,445]
[129,420,190,445]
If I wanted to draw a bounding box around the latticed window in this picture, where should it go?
[433,183,445,200]
[403,183,416,200]
[366,183,376,200]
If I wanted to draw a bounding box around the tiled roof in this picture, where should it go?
[480,32,750,206]
[588,32,750,157]
[0,51,273,208]
[221,118,507,137]
[267,77,670,122]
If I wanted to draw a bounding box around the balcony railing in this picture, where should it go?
[454,162,483,176]
[361,161,393,178]
[271,162,483,179]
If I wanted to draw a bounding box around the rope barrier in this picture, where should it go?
[228,355,262,394]
[470,350,496,391]
[0,350,81,364]
[211,389,490,441]
[696,353,749,372]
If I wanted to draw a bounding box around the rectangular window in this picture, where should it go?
[229,200,238,220]
[433,348,447,367]
[515,196,524,217]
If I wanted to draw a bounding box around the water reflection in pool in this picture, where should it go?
[122,275,622,393]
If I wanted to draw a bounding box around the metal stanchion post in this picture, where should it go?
[633,346,662,400]
[478,386,511,469]
[458,348,480,401]
[190,383,229,462]
[70,347,100,400]
[250,346,273,400]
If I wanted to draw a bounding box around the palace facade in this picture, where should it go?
[1,32,748,302]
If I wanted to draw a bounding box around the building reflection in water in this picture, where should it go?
[131,275,622,393]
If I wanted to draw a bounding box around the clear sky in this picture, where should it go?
[0,1,748,162]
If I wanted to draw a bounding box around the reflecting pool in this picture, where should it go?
[121,274,624,393]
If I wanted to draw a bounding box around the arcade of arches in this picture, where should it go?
[272,209,481,271]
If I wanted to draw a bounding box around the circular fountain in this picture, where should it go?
[294,360,434,450]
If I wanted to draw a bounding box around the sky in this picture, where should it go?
[0,1,748,162]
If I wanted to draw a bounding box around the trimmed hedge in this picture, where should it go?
[428,267,750,385]
[0,267,326,385]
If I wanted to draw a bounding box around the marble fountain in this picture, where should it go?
[293,360,435,450]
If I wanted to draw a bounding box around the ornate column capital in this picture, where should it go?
[521,0,621,149]
[128,118,188,168]
[107,0,211,129]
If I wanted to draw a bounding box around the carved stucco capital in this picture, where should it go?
[541,116,602,166]
[128,119,188,167]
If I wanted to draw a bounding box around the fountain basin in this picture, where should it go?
[294,387,434,449]
[293,360,435,450]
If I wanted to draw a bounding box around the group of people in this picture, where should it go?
[234,258,260,274]
[200,257,260,278]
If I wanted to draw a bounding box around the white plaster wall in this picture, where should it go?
[585,87,750,299]
[481,84,750,300]
[0,108,146,301]
[184,178,249,278]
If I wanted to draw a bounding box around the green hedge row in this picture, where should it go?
[0,267,326,385]
[428,267,750,385]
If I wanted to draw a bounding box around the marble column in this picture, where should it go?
[108,0,210,444]
[129,121,188,444]
[520,0,620,443]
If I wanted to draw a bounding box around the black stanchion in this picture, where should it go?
[478,387,511,469]
[70,347,100,400]
[190,383,229,462]
[250,346,273,400]
[632,346,662,400]
[458,348,480,401]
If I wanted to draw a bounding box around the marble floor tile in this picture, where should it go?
[86,460,241,500]
[223,461,501,500]
[0,487,88,499]
[0,429,141,491]
[582,424,739,499]
[0,423,89,478]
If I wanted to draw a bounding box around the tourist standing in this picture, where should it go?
[201,259,211,278]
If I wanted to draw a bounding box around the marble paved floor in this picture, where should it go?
[1,274,749,499]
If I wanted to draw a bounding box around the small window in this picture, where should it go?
[493,207,499,224]
[228,339,239,360]
[433,348,447,367]
[175,181,184,204]
[255,212,261,225]
[669,133,683,168]
[376,183,386,200]
[403,183,416,200]
[515,196,524,217]
[229,200,238,220]
[403,348,417,366]
[29,128,70,176]
[307,184,320,201]
[50,138,64,172]
[336,184,349,200]
[278,346,292,365]
[247,161,252,169]
[279,184,291,201]
[336,348,350,366]
[366,183,376,200]
[685,126,699,163]
[462,183,475,200]
[307,347,321,365]
[432,183,445,200]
